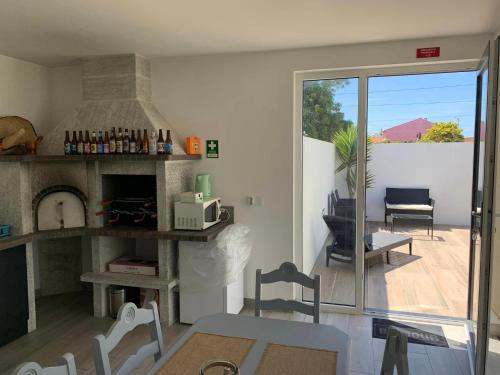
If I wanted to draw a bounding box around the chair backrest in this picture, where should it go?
[334,189,340,201]
[322,215,356,251]
[386,187,429,205]
[13,353,77,375]
[380,326,409,375]
[92,301,164,375]
[255,262,320,323]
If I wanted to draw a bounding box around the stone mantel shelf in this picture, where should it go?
[0,220,232,251]
[0,154,201,162]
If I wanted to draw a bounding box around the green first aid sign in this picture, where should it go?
[206,140,219,158]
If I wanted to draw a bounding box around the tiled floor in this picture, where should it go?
[239,306,471,375]
[0,292,472,375]
[306,222,470,318]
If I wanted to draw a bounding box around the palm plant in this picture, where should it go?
[332,126,374,198]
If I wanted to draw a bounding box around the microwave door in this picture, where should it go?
[205,202,219,222]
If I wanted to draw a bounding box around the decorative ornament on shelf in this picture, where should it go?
[0,116,43,155]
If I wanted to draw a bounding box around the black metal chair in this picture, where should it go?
[323,215,356,265]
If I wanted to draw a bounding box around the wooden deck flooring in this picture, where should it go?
[307,222,470,318]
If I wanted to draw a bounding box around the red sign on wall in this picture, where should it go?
[416,47,440,58]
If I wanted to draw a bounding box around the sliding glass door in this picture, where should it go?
[297,70,366,312]
[469,38,499,375]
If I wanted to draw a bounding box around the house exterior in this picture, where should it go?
[379,117,434,142]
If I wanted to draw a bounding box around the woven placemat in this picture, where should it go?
[157,332,255,375]
[256,343,338,375]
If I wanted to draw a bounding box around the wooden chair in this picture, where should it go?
[13,353,77,375]
[92,301,164,375]
[255,262,321,323]
[380,326,410,375]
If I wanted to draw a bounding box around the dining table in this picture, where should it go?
[147,313,351,374]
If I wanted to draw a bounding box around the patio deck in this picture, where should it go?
[306,221,470,318]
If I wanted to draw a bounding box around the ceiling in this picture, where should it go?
[1,0,499,66]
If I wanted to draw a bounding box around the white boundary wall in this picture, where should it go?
[366,142,474,226]
[303,137,336,274]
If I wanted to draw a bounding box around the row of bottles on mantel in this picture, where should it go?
[64,127,173,155]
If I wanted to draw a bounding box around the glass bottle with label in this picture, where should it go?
[130,130,137,154]
[149,130,157,155]
[157,129,165,154]
[109,127,116,154]
[116,128,123,154]
[84,131,91,154]
[64,131,71,155]
[91,131,98,154]
[71,131,77,155]
[103,131,110,154]
[77,130,84,155]
[165,130,173,155]
[97,131,104,154]
[136,130,142,154]
[142,129,149,155]
[123,129,130,154]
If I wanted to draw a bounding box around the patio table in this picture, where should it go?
[365,231,413,264]
[391,213,434,239]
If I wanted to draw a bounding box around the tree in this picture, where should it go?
[420,121,464,143]
[332,126,374,198]
[302,80,354,142]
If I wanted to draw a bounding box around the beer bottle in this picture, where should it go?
[77,130,84,155]
[123,128,130,154]
[136,130,142,154]
[91,131,97,154]
[165,130,173,155]
[142,129,149,155]
[109,127,116,154]
[84,130,91,154]
[103,131,110,154]
[64,131,71,155]
[97,131,104,154]
[130,130,137,154]
[149,130,157,155]
[116,128,123,154]
[157,129,165,154]
[71,131,77,155]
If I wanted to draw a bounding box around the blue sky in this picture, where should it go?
[333,71,477,137]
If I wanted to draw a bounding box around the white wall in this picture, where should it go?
[0,54,52,291]
[367,142,474,226]
[47,34,490,299]
[303,137,336,275]
[0,54,51,135]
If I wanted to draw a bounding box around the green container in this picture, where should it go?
[195,174,212,198]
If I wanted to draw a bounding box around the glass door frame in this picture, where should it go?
[294,68,367,314]
[294,60,479,315]
[470,37,499,375]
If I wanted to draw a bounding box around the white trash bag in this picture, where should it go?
[179,224,251,292]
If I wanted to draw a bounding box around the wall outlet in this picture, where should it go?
[247,196,263,206]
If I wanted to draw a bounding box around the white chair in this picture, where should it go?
[92,301,164,375]
[255,262,321,323]
[380,326,410,375]
[13,353,77,375]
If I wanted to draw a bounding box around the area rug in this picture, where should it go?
[372,317,449,348]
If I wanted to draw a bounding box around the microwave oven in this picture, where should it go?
[174,197,221,230]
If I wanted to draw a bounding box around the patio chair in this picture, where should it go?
[384,188,435,226]
[323,215,356,265]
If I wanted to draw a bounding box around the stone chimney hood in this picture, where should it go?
[41,54,184,155]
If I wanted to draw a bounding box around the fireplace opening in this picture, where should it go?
[101,175,157,228]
